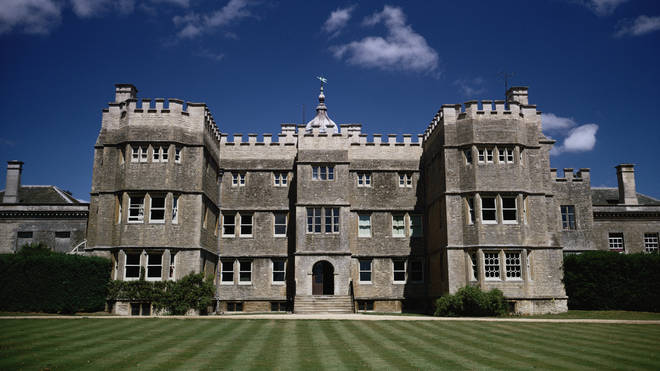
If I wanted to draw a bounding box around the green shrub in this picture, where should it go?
[563,251,660,312]
[107,273,215,315]
[0,247,111,313]
[434,286,507,317]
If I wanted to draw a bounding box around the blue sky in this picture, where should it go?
[1,0,659,200]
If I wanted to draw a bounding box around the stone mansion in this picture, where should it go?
[30,83,656,315]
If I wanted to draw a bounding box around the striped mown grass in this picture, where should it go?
[1,319,659,370]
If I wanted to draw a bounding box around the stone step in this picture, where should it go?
[294,295,354,314]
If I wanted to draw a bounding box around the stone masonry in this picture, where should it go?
[82,84,660,315]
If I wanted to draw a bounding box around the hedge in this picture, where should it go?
[434,285,507,317]
[107,273,214,315]
[0,244,112,313]
[563,251,660,312]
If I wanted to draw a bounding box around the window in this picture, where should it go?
[172,195,179,224]
[149,196,165,223]
[561,205,576,230]
[307,208,322,233]
[312,165,334,180]
[486,148,494,163]
[358,214,371,237]
[481,196,497,224]
[608,233,625,252]
[470,252,478,281]
[174,146,182,163]
[484,252,500,280]
[239,260,252,284]
[153,145,168,162]
[271,302,287,312]
[273,172,288,186]
[125,253,140,280]
[392,214,405,237]
[325,208,339,233]
[202,206,208,229]
[221,260,234,284]
[466,197,475,225]
[464,148,472,164]
[393,260,406,283]
[357,300,374,311]
[498,147,514,164]
[131,146,142,162]
[478,148,485,163]
[55,231,70,238]
[409,260,423,283]
[128,195,145,223]
[501,196,517,224]
[274,213,287,237]
[222,213,236,236]
[17,231,33,238]
[410,214,423,237]
[505,252,522,280]
[272,259,286,284]
[398,172,413,187]
[226,302,243,312]
[644,233,659,253]
[232,172,246,186]
[146,253,162,280]
[359,259,372,283]
[357,172,371,187]
[240,214,253,237]
[169,253,176,279]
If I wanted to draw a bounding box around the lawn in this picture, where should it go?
[1,319,659,370]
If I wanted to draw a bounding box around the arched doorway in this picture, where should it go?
[312,261,334,295]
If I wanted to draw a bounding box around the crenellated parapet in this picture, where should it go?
[422,87,541,147]
[551,168,591,183]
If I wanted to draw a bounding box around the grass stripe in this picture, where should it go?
[332,320,395,369]
[388,321,483,369]
[244,320,283,370]
[271,320,298,370]
[347,321,420,369]
[0,319,134,367]
[295,320,323,370]
[322,320,371,369]
[221,320,280,370]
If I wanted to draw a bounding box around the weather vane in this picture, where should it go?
[317,76,327,87]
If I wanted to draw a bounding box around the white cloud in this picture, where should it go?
[542,113,577,132]
[584,0,629,16]
[544,112,598,155]
[550,123,599,155]
[330,6,439,74]
[71,0,134,18]
[453,77,485,97]
[0,0,61,35]
[195,48,225,61]
[322,5,355,37]
[614,15,660,37]
[173,0,254,39]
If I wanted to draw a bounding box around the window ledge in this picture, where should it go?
[482,221,497,225]
[222,235,236,238]
[272,282,285,286]
[238,282,252,285]
[273,235,287,238]
[149,221,165,224]
[239,235,253,238]
[485,278,501,281]
[127,221,144,224]
[502,221,518,225]
[358,282,372,285]
[393,281,406,285]
[220,282,234,285]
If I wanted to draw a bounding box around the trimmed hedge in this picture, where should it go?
[563,251,660,312]
[107,273,214,315]
[0,245,112,313]
[434,285,507,317]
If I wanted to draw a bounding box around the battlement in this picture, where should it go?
[219,123,423,147]
[423,93,541,143]
[551,168,591,183]
[104,94,222,144]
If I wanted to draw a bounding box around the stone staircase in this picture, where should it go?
[294,295,354,314]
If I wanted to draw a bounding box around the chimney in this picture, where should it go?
[115,84,138,103]
[3,161,23,203]
[506,86,529,105]
[616,164,638,205]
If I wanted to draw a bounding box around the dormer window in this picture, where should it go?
[357,172,371,187]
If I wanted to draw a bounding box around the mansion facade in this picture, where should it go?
[78,84,660,315]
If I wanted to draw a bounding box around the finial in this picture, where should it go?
[316,76,327,104]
